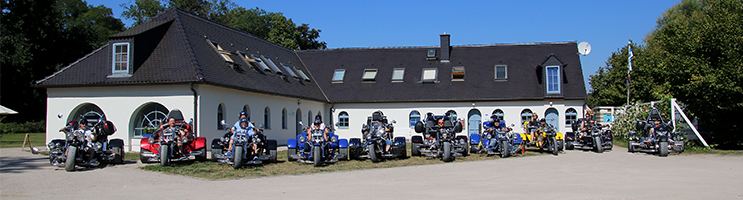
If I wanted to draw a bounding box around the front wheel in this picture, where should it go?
[369,144,379,163]
[659,141,669,157]
[500,140,509,158]
[160,144,170,166]
[442,142,453,162]
[550,137,558,155]
[234,146,244,169]
[595,136,604,153]
[65,146,77,172]
[313,146,322,167]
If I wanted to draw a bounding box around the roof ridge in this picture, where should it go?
[299,41,578,52]
[35,43,109,85]
[172,9,205,81]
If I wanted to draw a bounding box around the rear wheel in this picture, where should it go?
[659,141,669,157]
[287,148,297,161]
[140,149,152,163]
[550,137,558,155]
[557,140,564,152]
[500,140,509,158]
[160,144,170,166]
[269,149,278,162]
[65,146,77,172]
[112,147,124,164]
[595,137,604,153]
[369,144,379,163]
[195,148,207,162]
[400,145,407,158]
[411,143,421,156]
[211,148,222,162]
[234,146,243,169]
[442,142,453,162]
[628,140,635,153]
[313,146,322,167]
[462,141,469,157]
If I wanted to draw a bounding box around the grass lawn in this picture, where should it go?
[141,144,546,180]
[0,132,45,148]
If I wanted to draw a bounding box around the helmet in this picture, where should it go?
[79,118,88,126]
[314,115,322,124]
[493,118,501,123]
[539,118,546,123]
[239,111,249,120]
[240,118,249,127]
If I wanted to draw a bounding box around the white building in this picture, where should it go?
[37,8,587,151]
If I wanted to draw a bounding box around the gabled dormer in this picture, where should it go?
[537,53,567,98]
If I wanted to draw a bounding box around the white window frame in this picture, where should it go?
[252,55,271,72]
[338,112,349,129]
[362,69,378,82]
[520,109,533,125]
[421,68,438,83]
[546,65,561,94]
[332,69,346,83]
[409,110,421,128]
[495,65,507,80]
[112,42,130,74]
[492,109,504,121]
[392,68,405,82]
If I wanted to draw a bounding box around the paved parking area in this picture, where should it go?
[2,147,742,199]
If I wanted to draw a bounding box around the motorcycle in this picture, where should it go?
[48,114,124,172]
[628,108,685,157]
[287,122,348,167]
[349,117,406,162]
[139,109,207,165]
[519,122,564,155]
[411,115,467,162]
[211,123,278,169]
[565,124,613,153]
[470,122,523,158]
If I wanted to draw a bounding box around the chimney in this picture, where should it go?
[440,33,451,62]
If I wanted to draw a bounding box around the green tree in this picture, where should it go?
[644,0,743,147]
[587,43,662,108]
[121,0,327,50]
[1,0,124,122]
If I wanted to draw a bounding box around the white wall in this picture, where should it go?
[330,100,585,140]
[46,85,194,151]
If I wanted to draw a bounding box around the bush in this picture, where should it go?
[0,121,46,133]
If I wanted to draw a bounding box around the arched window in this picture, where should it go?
[492,109,504,121]
[445,110,457,120]
[565,108,577,127]
[133,103,168,137]
[282,108,287,129]
[409,110,421,128]
[338,111,349,128]
[264,107,271,129]
[217,104,225,130]
[243,105,250,119]
[520,109,533,124]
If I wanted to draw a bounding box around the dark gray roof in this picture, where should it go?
[36,8,328,102]
[297,42,587,103]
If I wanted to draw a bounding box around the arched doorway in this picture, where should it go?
[545,108,559,132]
[296,108,302,136]
[132,102,168,137]
[467,109,481,136]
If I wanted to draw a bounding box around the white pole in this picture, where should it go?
[671,98,676,133]
[672,100,709,147]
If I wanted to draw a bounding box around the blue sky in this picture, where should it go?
[97,0,680,92]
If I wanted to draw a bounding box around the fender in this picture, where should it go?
[266,139,278,150]
[456,135,468,143]
[469,134,480,145]
[411,135,423,143]
[211,138,222,150]
[338,138,348,148]
[556,132,564,140]
[565,132,575,141]
[191,137,207,150]
[108,138,124,148]
[349,138,362,147]
[287,139,298,149]
[393,137,406,146]
[512,134,523,144]
[140,138,152,151]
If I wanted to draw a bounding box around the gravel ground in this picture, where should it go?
[1,147,742,199]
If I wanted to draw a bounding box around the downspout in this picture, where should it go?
[190,82,198,136]
[329,103,335,128]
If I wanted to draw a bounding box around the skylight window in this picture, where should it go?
[261,55,283,74]
[252,55,271,71]
[362,69,378,81]
[282,63,298,78]
[209,41,234,63]
[427,49,436,58]
[495,65,507,80]
[392,68,405,82]
[295,67,311,81]
[452,66,465,81]
[421,68,438,83]
[332,69,346,83]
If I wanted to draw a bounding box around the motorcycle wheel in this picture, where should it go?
[500,140,509,158]
[112,147,124,164]
[550,137,558,156]
[627,140,635,153]
[369,144,379,163]
[659,141,669,157]
[462,141,469,157]
[411,142,421,156]
[65,146,77,172]
[557,140,564,152]
[195,148,207,162]
[141,149,152,163]
[160,144,170,167]
[211,148,222,162]
[287,148,297,161]
[595,136,604,153]
[442,142,453,162]
[234,146,243,169]
[313,146,322,167]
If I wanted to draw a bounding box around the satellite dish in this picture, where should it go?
[578,42,591,56]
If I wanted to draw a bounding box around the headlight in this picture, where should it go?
[331,136,338,143]
[487,134,493,139]
[424,133,430,138]
[299,136,306,143]
[47,142,54,149]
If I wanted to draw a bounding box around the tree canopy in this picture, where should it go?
[121,0,327,50]
[1,0,125,122]
[588,0,743,147]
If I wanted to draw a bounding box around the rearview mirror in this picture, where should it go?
[220,120,226,126]
[391,120,397,124]
[298,121,303,126]
[510,124,515,127]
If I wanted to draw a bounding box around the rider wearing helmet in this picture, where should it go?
[60,118,98,165]
[304,115,330,155]
[487,118,512,151]
[227,117,259,160]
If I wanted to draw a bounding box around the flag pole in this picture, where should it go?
[627,40,633,106]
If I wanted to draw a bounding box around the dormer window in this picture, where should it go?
[362,69,377,82]
[208,41,234,63]
[545,65,560,94]
[112,43,130,74]
[426,49,436,60]
[495,65,507,80]
[421,68,438,83]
